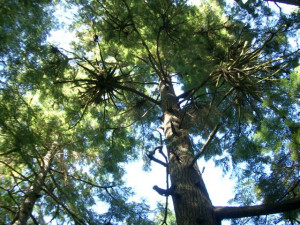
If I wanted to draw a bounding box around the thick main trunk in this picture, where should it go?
[159,80,219,225]
[12,148,56,225]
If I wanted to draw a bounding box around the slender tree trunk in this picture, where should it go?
[159,79,219,225]
[12,147,56,225]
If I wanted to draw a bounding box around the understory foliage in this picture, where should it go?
[0,0,299,224]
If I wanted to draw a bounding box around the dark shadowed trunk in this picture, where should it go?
[159,78,219,225]
[11,147,57,225]
[264,0,300,7]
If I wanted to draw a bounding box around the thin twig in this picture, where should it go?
[51,169,115,189]
[42,186,85,225]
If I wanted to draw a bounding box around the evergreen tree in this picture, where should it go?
[0,1,153,224]
[0,0,299,224]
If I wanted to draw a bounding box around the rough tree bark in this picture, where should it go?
[156,77,300,224]
[11,145,57,225]
[159,78,219,225]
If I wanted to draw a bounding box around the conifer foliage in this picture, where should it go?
[0,0,299,224]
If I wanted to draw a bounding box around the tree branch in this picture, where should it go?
[0,149,17,156]
[153,185,175,196]
[214,197,300,220]
[147,154,168,167]
[190,123,220,167]
[265,0,300,7]
[177,75,212,100]
[42,186,85,225]
[147,146,168,167]
[50,169,115,189]
[114,83,160,105]
[121,0,164,80]
[0,204,16,214]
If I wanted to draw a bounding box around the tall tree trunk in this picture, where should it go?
[12,147,56,225]
[159,79,219,225]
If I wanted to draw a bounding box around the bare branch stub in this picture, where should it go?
[147,145,167,167]
[153,185,176,197]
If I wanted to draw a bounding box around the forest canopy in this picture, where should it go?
[0,0,299,225]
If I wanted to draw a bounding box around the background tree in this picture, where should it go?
[0,1,154,224]
[0,76,154,225]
